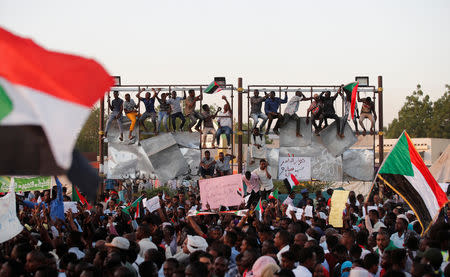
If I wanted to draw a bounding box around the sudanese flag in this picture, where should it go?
[375,131,448,234]
[343,82,359,119]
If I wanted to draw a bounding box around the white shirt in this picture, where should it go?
[68,247,85,260]
[293,265,312,277]
[217,111,232,128]
[252,168,273,191]
[167,97,183,114]
[390,232,405,248]
[284,95,304,115]
[277,244,290,263]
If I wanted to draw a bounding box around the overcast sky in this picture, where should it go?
[1,0,449,127]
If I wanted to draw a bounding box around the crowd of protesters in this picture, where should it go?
[1,179,449,277]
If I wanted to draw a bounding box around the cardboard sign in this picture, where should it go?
[64,202,79,213]
[199,174,244,209]
[278,157,311,180]
[328,190,350,228]
[144,196,161,213]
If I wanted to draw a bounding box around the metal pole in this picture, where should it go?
[238,78,243,174]
[98,95,105,198]
[378,76,384,165]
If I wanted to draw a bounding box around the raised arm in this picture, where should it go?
[280,91,288,103]
[357,91,363,102]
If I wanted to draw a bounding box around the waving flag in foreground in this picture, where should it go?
[375,131,448,234]
[283,174,300,193]
[0,27,114,175]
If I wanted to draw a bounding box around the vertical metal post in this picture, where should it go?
[378,76,384,165]
[98,95,105,197]
[238,78,243,174]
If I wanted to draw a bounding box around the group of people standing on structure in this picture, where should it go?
[102,89,233,148]
[250,85,377,138]
[102,85,377,144]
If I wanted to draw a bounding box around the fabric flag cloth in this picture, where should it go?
[0,27,114,175]
[122,196,143,216]
[375,131,449,234]
[343,82,359,119]
[255,198,264,219]
[50,176,64,221]
[268,189,278,200]
[0,177,23,243]
[283,174,300,193]
[204,81,222,94]
[72,185,92,210]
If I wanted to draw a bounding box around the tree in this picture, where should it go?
[75,107,100,154]
[385,84,449,138]
[428,85,450,138]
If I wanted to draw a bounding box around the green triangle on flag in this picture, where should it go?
[122,196,143,215]
[269,189,278,200]
[0,84,13,121]
[378,132,414,176]
[72,184,80,201]
[343,82,358,94]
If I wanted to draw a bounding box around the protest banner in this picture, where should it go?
[0,176,51,193]
[278,157,311,180]
[144,196,161,213]
[199,174,244,209]
[328,190,350,228]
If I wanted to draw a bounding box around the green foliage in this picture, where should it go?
[386,84,449,138]
[144,186,177,198]
[75,107,100,154]
[273,180,331,194]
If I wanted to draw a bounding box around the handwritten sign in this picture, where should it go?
[144,196,161,213]
[199,174,244,209]
[278,157,311,180]
[328,190,350,228]
[305,205,313,217]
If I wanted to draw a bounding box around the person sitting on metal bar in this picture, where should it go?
[215,152,235,176]
[201,104,221,148]
[156,92,170,133]
[199,150,216,178]
[123,93,139,140]
[339,84,360,135]
[306,93,323,135]
[216,96,232,148]
[185,89,203,133]
[167,90,186,132]
[318,90,343,138]
[264,91,287,135]
[275,90,311,137]
[136,88,158,133]
[358,94,377,136]
[249,127,267,165]
[250,89,269,131]
[103,90,124,142]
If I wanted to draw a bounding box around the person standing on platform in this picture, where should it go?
[156,92,171,133]
[275,90,310,137]
[104,90,124,141]
[123,93,139,140]
[319,90,342,138]
[216,96,232,148]
[185,89,203,133]
[167,90,186,132]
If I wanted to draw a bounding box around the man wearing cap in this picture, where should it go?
[297,189,311,208]
[174,235,209,266]
[105,237,138,277]
[390,214,409,248]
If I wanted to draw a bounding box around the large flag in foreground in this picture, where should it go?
[375,131,448,234]
[0,27,114,174]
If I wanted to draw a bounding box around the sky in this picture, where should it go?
[1,0,449,127]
